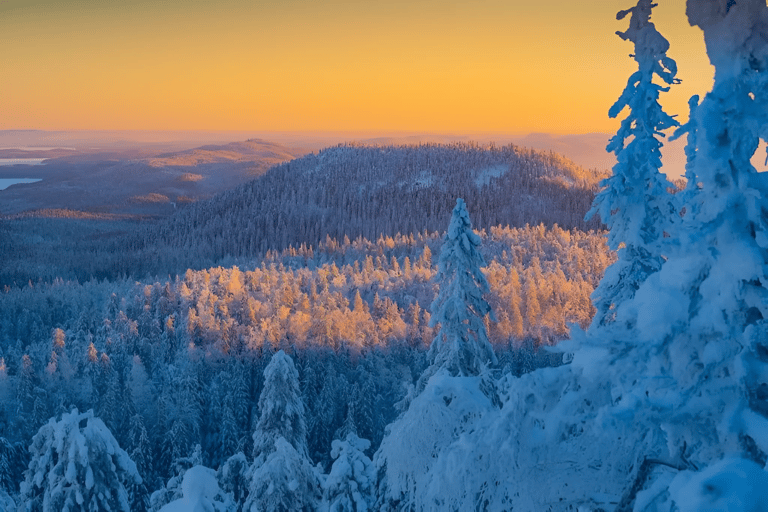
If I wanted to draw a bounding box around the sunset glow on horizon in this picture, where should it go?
[2,0,714,135]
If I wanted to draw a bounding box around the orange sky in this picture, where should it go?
[1,0,713,134]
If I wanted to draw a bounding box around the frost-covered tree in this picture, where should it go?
[323,433,375,512]
[633,0,768,471]
[126,414,152,512]
[19,409,141,512]
[423,198,496,382]
[149,444,203,512]
[218,452,249,510]
[565,0,768,508]
[587,0,680,326]
[244,350,320,512]
[374,374,494,511]
[0,437,24,498]
[244,437,321,512]
[157,465,234,512]
[251,350,308,462]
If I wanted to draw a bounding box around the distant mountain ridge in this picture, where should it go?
[147,139,300,167]
[120,142,606,276]
[0,147,78,159]
[0,139,304,217]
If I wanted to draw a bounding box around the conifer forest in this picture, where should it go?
[3,0,768,510]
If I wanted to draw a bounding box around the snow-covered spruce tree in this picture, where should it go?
[421,197,496,384]
[670,94,700,209]
[246,437,321,512]
[243,350,320,512]
[622,0,768,499]
[374,373,495,511]
[0,437,24,499]
[19,409,141,512]
[214,358,251,468]
[0,489,14,512]
[157,465,234,512]
[373,199,497,511]
[323,433,375,512]
[587,0,680,327]
[0,436,24,509]
[161,357,203,478]
[149,444,203,512]
[126,413,152,512]
[562,0,768,508]
[251,350,308,462]
[218,452,249,509]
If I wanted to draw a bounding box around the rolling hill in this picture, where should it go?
[118,142,607,276]
[0,139,303,217]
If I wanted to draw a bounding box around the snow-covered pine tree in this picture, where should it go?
[627,0,768,488]
[566,0,768,508]
[149,444,203,512]
[218,452,249,509]
[0,437,24,500]
[587,0,680,327]
[126,413,152,512]
[244,350,320,512]
[323,433,375,512]
[157,465,234,512]
[19,409,141,512]
[245,437,320,512]
[373,200,498,510]
[422,198,496,384]
[251,350,308,462]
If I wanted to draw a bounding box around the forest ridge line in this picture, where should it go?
[1,141,607,285]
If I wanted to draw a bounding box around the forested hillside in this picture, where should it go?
[116,142,605,277]
[0,141,604,285]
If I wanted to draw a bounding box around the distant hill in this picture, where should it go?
[0,139,304,216]
[146,139,299,167]
[0,141,607,284]
[0,147,78,159]
[118,142,606,276]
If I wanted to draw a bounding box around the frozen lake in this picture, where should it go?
[0,158,47,166]
[0,147,74,151]
[0,178,42,190]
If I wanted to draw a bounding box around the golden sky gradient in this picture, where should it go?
[1,0,713,134]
